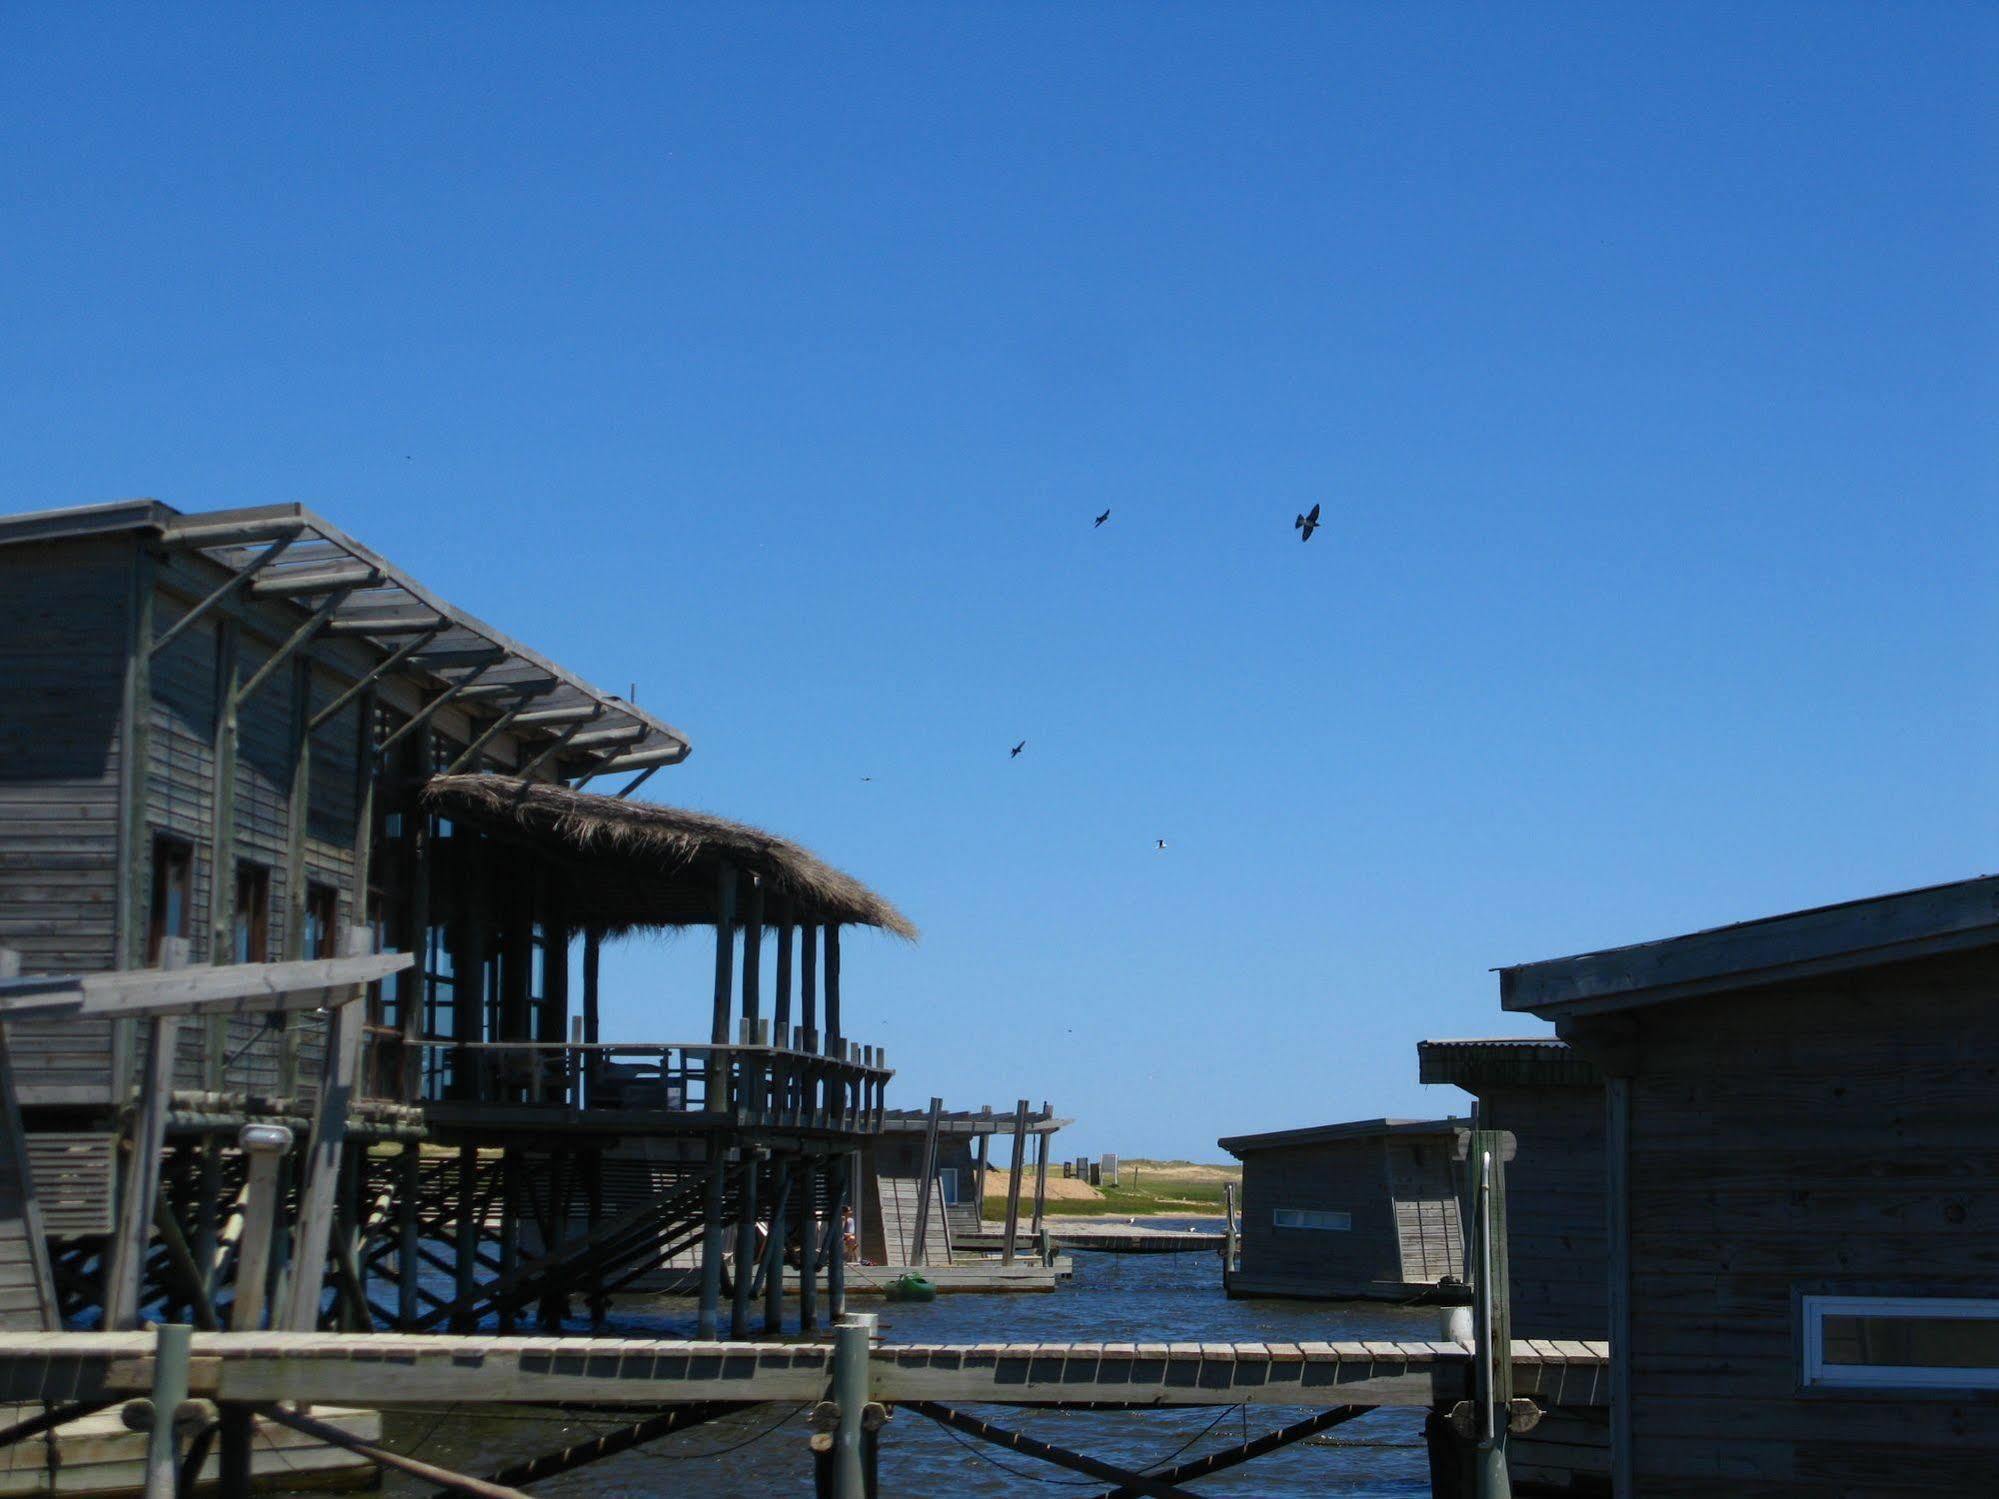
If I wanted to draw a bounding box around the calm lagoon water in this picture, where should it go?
[327,1225,1439,1498]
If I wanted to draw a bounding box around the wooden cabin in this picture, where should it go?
[1502,875,1999,1496]
[858,1102,1067,1265]
[1218,1117,1469,1301]
[1420,1037,1608,1496]
[0,499,907,1342]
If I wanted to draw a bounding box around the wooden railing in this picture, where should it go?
[399,1029,892,1134]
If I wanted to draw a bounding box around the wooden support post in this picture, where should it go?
[762,1158,791,1334]
[498,1150,521,1333]
[799,924,818,1040]
[1606,1075,1632,1497]
[825,1312,877,1499]
[1001,1099,1029,1267]
[141,1323,192,1499]
[797,1157,819,1333]
[974,1131,990,1226]
[1469,1124,1514,1499]
[697,1147,726,1340]
[0,950,57,1332]
[773,922,793,1032]
[401,722,431,1102]
[581,928,601,1107]
[823,923,841,1052]
[451,1144,479,1333]
[397,1141,422,1329]
[828,1153,850,1320]
[1031,1104,1051,1237]
[585,1149,607,1327]
[205,616,240,1078]
[909,1096,943,1266]
[1222,1183,1239,1295]
[731,1150,758,1339]
[114,547,156,1104]
[709,866,736,1119]
[281,931,371,1331]
[741,877,763,1026]
[106,940,186,1329]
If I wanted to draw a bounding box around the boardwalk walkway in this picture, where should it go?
[0,1331,1609,1410]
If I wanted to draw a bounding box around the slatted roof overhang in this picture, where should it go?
[1217,1116,1470,1158]
[1415,1037,1600,1090]
[0,499,690,781]
[1497,873,1999,1020]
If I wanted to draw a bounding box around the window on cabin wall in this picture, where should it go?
[232,864,271,964]
[147,836,193,963]
[1273,1208,1352,1231]
[304,884,339,959]
[1802,1296,1999,1390]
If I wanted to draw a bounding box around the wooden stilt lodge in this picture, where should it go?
[1419,1037,1608,1495]
[1218,1117,1471,1302]
[0,498,907,1355]
[1501,875,1999,1496]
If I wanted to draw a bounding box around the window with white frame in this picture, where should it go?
[1272,1208,1351,1231]
[1801,1296,1999,1390]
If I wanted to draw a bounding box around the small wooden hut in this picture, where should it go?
[1501,874,1999,1496]
[1419,1037,1608,1495]
[858,1102,1068,1265]
[1218,1117,1469,1301]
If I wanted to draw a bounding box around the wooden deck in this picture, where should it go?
[0,1405,379,1496]
[0,1331,1610,1411]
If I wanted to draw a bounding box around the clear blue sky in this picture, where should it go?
[4,7,1993,1159]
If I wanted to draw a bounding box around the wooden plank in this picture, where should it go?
[105,1000,181,1326]
[279,935,371,1330]
[0,950,413,1021]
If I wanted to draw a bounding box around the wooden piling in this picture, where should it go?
[697,1148,727,1340]
[909,1097,942,1265]
[830,1313,875,1499]
[1030,1103,1050,1236]
[141,1323,192,1499]
[1001,1100,1029,1267]
[797,1157,819,1332]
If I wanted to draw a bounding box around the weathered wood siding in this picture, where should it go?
[1384,1136,1464,1282]
[1617,948,1999,1495]
[1236,1139,1406,1296]
[1480,1083,1607,1341]
[0,540,128,974]
[0,540,131,1106]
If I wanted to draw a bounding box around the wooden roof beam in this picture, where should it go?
[323,611,449,637]
[149,533,298,657]
[374,660,498,756]
[249,564,383,598]
[457,675,557,702]
[160,515,311,549]
[405,646,508,669]
[590,742,692,774]
[510,704,601,728]
[564,723,648,751]
[514,715,598,778]
[308,624,446,731]
[231,587,354,703]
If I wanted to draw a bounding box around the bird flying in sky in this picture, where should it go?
[1094,508,1111,527]
[1295,502,1322,542]
[1010,740,1026,758]
[1155,839,1167,851]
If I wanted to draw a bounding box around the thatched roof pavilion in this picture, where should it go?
[422,773,917,939]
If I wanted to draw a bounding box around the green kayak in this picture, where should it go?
[883,1272,937,1303]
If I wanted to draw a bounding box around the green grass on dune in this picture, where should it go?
[984,1178,1228,1218]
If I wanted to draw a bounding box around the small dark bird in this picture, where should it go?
[1010,740,1026,758]
[1155,839,1167,851]
[861,776,873,782]
[1295,502,1322,542]
[1094,509,1111,528]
